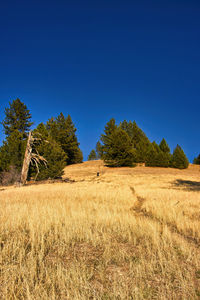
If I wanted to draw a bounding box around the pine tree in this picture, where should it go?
[0,130,26,171]
[96,141,103,159]
[193,154,200,165]
[1,98,33,137]
[120,120,151,163]
[159,138,170,153]
[100,118,117,159]
[158,138,171,167]
[171,145,189,169]
[46,113,82,165]
[29,123,67,180]
[74,148,83,163]
[145,142,161,167]
[103,128,136,167]
[146,141,171,167]
[88,150,97,161]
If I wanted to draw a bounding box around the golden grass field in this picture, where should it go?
[1,161,200,299]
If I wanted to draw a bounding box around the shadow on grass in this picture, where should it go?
[173,179,200,191]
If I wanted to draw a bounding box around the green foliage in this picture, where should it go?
[74,148,83,164]
[120,120,151,162]
[103,128,136,167]
[171,145,189,169]
[101,119,151,164]
[145,142,161,167]
[88,149,97,161]
[29,123,67,180]
[146,141,171,167]
[1,98,33,137]
[100,118,117,150]
[159,138,170,153]
[46,113,82,165]
[0,130,26,172]
[96,141,103,159]
[193,154,200,165]
[0,99,32,180]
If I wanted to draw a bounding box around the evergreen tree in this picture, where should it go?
[29,123,67,180]
[74,148,83,163]
[103,128,136,167]
[100,118,117,159]
[146,140,171,167]
[88,150,97,161]
[171,145,189,169]
[96,141,103,159]
[1,98,33,137]
[120,120,151,163]
[159,138,170,153]
[193,154,200,165]
[158,138,171,167]
[0,130,26,172]
[46,113,82,165]
[145,142,161,167]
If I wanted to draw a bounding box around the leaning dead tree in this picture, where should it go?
[20,131,47,185]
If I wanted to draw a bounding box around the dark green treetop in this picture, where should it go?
[1,98,33,137]
[0,130,26,172]
[88,149,97,161]
[171,145,189,169]
[29,123,67,180]
[96,141,103,159]
[146,141,171,167]
[46,113,82,165]
[120,120,151,162]
[101,118,117,145]
[103,128,136,167]
[159,138,170,153]
[193,154,200,165]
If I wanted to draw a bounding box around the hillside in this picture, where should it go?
[1,161,200,299]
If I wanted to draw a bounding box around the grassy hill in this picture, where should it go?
[1,161,200,299]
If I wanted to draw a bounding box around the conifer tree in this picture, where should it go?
[96,141,103,159]
[29,123,67,180]
[103,128,136,167]
[120,120,151,162]
[88,150,97,161]
[46,113,82,165]
[171,145,189,169]
[146,141,171,167]
[159,138,170,153]
[158,138,171,167]
[100,118,117,159]
[193,154,200,165]
[145,142,161,167]
[0,99,33,177]
[1,98,33,137]
[0,130,26,171]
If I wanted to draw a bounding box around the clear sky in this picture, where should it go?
[0,0,200,162]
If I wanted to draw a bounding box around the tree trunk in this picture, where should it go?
[20,131,32,185]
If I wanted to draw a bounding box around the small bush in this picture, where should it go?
[0,165,21,186]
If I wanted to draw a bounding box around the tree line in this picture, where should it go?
[88,118,190,169]
[0,99,82,184]
[0,99,198,185]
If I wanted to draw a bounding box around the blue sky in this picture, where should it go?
[0,0,200,161]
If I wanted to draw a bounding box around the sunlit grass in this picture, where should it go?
[1,161,200,299]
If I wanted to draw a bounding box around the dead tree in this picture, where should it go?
[20,131,47,185]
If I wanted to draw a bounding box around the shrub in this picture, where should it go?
[0,165,20,186]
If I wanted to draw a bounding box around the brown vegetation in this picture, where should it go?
[0,161,200,299]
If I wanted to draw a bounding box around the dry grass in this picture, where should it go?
[1,161,200,299]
